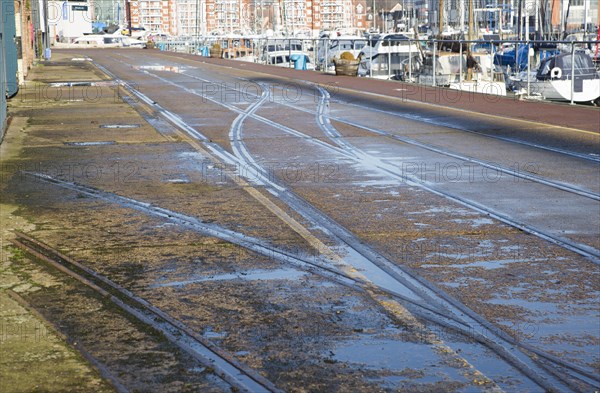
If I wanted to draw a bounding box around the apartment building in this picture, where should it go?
[112,0,598,36]
[127,0,370,35]
[175,0,206,36]
[205,0,247,32]
[129,0,177,34]
[562,0,598,30]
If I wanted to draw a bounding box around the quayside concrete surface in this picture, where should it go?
[0,50,598,393]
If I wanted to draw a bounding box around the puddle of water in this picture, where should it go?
[154,222,176,229]
[333,337,436,369]
[438,258,544,270]
[173,152,209,175]
[446,339,541,392]
[99,124,141,129]
[166,179,190,184]
[48,81,117,87]
[49,82,96,87]
[451,217,495,227]
[135,65,185,73]
[352,179,401,188]
[488,296,599,338]
[64,141,116,146]
[178,152,204,160]
[439,278,487,288]
[428,251,485,261]
[151,268,308,288]
[203,330,227,339]
[71,57,92,61]
[408,206,474,215]
[487,293,600,370]
[340,247,424,302]
[331,333,468,386]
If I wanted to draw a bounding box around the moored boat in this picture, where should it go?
[357,33,422,79]
[512,51,600,104]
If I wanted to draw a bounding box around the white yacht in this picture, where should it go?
[512,51,600,104]
[417,52,507,96]
[261,40,315,70]
[357,33,422,79]
[58,32,147,48]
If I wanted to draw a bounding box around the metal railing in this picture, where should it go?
[153,36,600,104]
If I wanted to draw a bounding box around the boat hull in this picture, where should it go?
[449,81,507,96]
[514,79,600,103]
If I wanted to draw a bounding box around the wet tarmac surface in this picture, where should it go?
[1,50,598,392]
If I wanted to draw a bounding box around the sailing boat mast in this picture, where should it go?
[460,0,465,34]
[467,0,475,42]
[517,0,522,39]
[583,0,588,40]
[438,0,444,38]
[563,0,571,38]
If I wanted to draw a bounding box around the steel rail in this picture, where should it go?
[22,171,469,326]
[314,86,600,388]
[172,66,600,201]
[144,64,600,264]
[113,50,600,163]
[92,59,593,391]
[11,232,282,393]
[220,80,586,392]
[337,98,600,163]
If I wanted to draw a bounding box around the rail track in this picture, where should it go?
[335,98,600,164]
[314,86,600,263]
[123,57,599,203]
[15,53,590,391]
[26,165,600,391]
[116,50,600,164]
[11,231,283,393]
[114,59,600,264]
[230,82,600,392]
[87,58,600,391]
